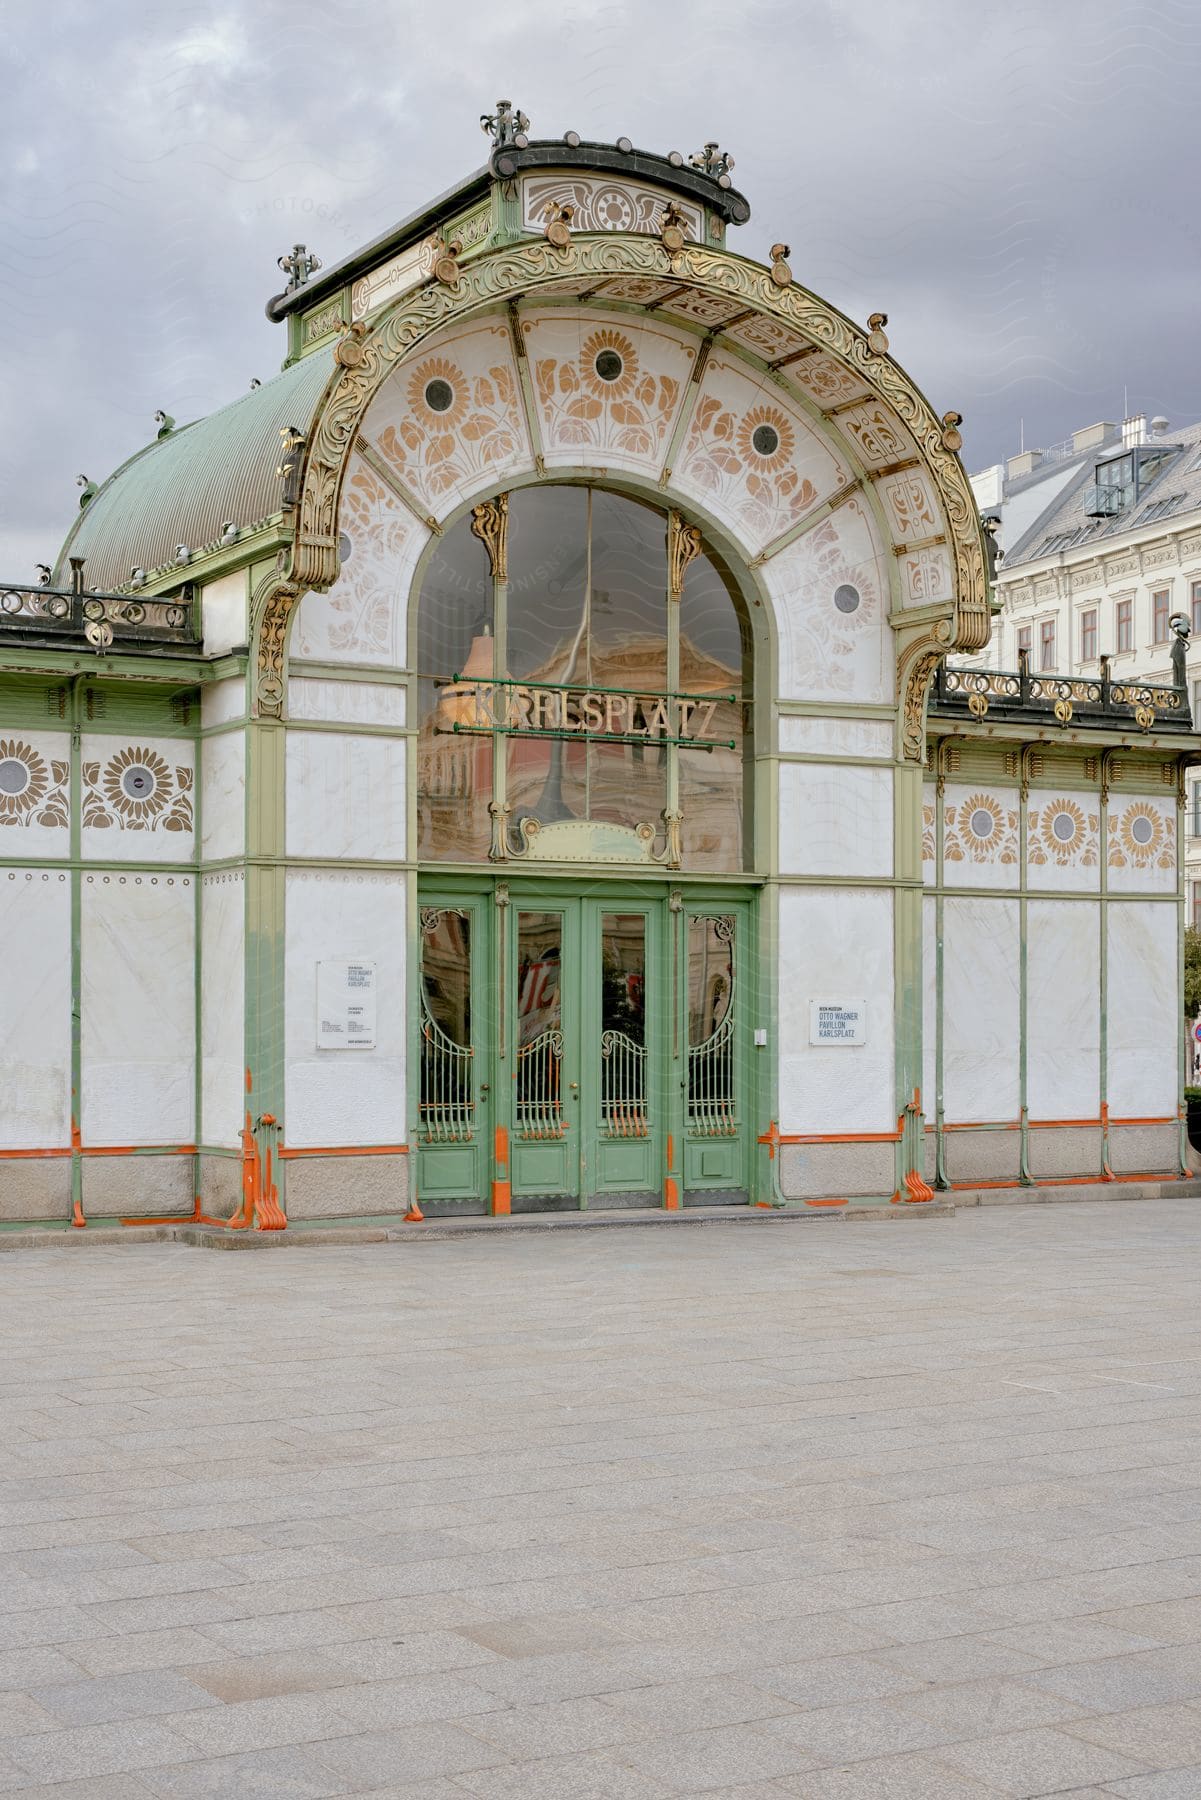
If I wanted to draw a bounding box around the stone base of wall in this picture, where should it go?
[778,1141,895,1200]
[198,1153,241,1219]
[84,1156,193,1218]
[943,1129,1022,1185]
[284,1153,410,1218]
[0,1158,70,1223]
[1109,1123,1179,1175]
[1028,1127,1102,1180]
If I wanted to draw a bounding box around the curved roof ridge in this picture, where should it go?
[54,351,335,591]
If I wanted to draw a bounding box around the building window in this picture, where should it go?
[1193,679,1201,727]
[1116,598,1133,653]
[1039,617,1056,671]
[1152,588,1170,644]
[1080,608,1097,662]
[1016,625,1031,662]
[1191,782,1201,840]
[1191,578,1201,635]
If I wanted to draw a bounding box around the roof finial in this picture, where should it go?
[689,141,735,187]
[481,100,530,150]
[277,244,322,292]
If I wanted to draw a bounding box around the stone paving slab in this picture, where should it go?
[1,1197,1200,1793]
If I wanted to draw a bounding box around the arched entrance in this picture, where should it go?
[414,484,758,1212]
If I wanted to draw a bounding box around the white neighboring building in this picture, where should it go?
[972,414,1201,925]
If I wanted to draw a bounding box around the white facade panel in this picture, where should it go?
[0,871,71,1148]
[1107,900,1177,1118]
[284,870,405,1148]
[201,872,244,1149]
[778,715,893,759]
[941,895,1020,1123]
[285,732,406,862]
[288,679,406,727]
[778,885,895,1133]
[1027,899,1100,1119]
[80,874,195,1145]
[201,571,247,657]
[200,730,244,864]
[778,762,893,878]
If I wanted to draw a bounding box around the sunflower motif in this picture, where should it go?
[102,745,173,826]
[580,328,639,399]
[958,792,1004,852]
[1040,798,1086,863]
[0,739,47,823]
[737,404,795,468]
[1118,799,1164,865]
[405,357,468,427]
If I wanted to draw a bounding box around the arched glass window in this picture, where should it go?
[415,486,750,869]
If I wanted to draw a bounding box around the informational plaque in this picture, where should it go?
[809,999,866,1046]
[316,959,376,1049]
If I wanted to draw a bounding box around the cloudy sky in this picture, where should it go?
[2,0,1199,580]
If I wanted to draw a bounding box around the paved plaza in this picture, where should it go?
[1,1201,1200,1798]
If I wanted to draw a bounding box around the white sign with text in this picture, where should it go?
[809,999,866,1046]
[317,959,377,1049]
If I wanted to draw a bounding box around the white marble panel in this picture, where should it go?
[941,782,1020,891]
[765,497,893,704]
[1107,900,1177,1118]
[200,731,244,864]
[522,308,696,481]
[673,353,849,556]
[361,319,532,514]
[1107,793,1178,894]
[288,679,406,727]
[201,677,246,729]
[81,874,195,1145]
[0,871,71,1148]
[81,735,195,864]
[291,448,430,667]
[0,730,71,856]
[201,872,244,1149]
[922,894,937,1116]
[941,896,1020,1123]
[778,715,894,759]
[1026,789,1101,892]
[201,571,247,656]
[286,733,405,862]
[285,870,405,1148]
[778,886,895,1133]
[1027,899,1100,1119]
[778,762,893,879]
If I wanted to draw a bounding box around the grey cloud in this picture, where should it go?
[2,0,1200,578]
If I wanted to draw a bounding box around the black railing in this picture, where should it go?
[0,559,197,652]
[933,650,1193,734]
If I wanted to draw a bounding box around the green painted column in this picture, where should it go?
[893,753,930,1199]
[242,712,287,1226]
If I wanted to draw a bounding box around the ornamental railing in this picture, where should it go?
[933,651,1193,734]
[0,559,197,652]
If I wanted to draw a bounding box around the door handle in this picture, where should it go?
[480,1083,490,1094]
[568,1082,579,1093]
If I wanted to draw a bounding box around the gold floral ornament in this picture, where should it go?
[0,739,68,829]
[83,746,193,833]
[685,391,818,539]
[1110,798,1172,869]
[944,791,1017,864]
[1028,798,1097,866]
[533,327,679,459]
[376,346,522,498]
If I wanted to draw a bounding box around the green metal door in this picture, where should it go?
[415,893,491,1207]
[416,880,756,1212]
[678,901,754,1202]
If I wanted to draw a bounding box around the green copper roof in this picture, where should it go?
[54,350,336,592]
